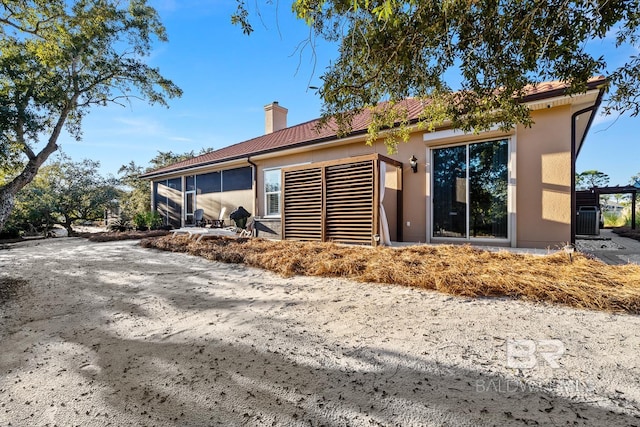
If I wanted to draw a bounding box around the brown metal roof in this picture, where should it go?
[141,77,606,179]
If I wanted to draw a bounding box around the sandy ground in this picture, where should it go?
[1,238,639,426]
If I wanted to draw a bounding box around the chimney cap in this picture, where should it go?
[265,101,286,109]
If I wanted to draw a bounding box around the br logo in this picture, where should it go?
[506,339,565,369]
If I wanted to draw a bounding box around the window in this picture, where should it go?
[432,145,467,238]
[195,167,252,194]
[264,169,281,216]
[197,171,221,194]
[432,139,508,239]
[222,167,252,191]
[185,175,196,192]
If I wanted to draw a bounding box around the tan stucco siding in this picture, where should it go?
[255,108,575,249]
[381,134,426,242]
[159,103,581,247]
[516,106,572,248]
[254,134,426,242]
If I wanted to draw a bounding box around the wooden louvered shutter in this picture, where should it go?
[282,167,323,241]
[324,160,374,244]
[281,154,401,245]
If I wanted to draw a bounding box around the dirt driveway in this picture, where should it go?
[1,238,639,426]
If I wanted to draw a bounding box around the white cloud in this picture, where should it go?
[113,117,166,136]
[169,136,192,142]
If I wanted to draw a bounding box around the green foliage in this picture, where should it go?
[145,211,163,229]
[576,170,610,190]
[132,210,162,230]
[118,148,215,220]
[148,150,203,170]
[132,212,147,229]
[0,0,181,229]
[234,1,639,152]
[0,223,20,239]
[107,217,131,232]
[7,155,120,233]
[9,164,61,234]
[602,210,627,228]
[614,212,640,229]
[117,161,150,220]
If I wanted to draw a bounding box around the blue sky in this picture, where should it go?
[59,0,331,175]
[57,0,640,186]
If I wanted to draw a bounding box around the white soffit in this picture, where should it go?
[526,89,599,111]
[422,124,511,144]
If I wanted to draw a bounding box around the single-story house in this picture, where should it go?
[141,77,606,249]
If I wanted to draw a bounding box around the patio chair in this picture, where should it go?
[195,227,238,242]
[194,209,205,227]
[171,226,207,238]
[210,207,226,228]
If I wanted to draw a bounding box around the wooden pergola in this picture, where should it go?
[592,185,639,230]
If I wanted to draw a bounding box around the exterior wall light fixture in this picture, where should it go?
[409,155,418,173]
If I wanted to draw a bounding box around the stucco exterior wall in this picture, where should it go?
[254,134,426,243]
[254,107,574,249]
[149,101,584,248]
[516,106,572,248]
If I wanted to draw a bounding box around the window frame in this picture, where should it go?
[430,138,511,243]
[264,168,282,218]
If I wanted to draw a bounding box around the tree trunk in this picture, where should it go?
[0,157,54,231]
[63,217,74,235]
[0,102,74,231]
[0,149,58,231]
[0,189,16,232]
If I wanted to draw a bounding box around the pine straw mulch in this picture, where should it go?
[141,235,640,314]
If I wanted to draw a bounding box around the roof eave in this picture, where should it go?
[141,78,608,180]
[520,77,607,104]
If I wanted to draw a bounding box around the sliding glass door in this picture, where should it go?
[433,146,467,238]
[432,139,508,240]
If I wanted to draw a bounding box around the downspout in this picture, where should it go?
[247,157,258,218]
[570,89,604,244]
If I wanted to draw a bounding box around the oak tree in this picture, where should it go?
[10,156,119,234]
[234,0,639,150]
[0,0,181,230]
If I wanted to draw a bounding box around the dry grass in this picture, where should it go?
[142,236,640,314]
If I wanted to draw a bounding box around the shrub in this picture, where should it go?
[107,218,131,232]
[624,213,640,229]
[145,211,163,230]
[602,211,626,227]
[132,212,148,230]
[132,211,163,230]
[0,225,21,240]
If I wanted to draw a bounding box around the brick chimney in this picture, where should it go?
[264,102,288,134]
